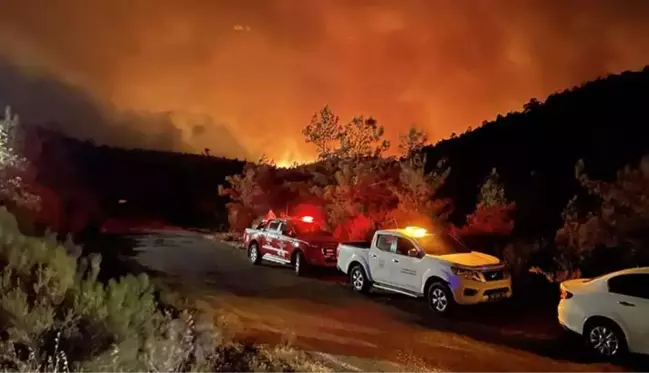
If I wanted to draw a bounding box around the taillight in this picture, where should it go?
[560,288,573,300]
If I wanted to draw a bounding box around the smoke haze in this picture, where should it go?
[1,0,649,163]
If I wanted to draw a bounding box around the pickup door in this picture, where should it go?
[370,233,425,293]
[391,236,424,293]
[369,233,397,285]
[275,222,292,261]
[261,220,282,259]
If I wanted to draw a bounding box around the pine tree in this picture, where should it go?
[553,156,649,278]
[0,106,39,209]
[303,106,390,160]
[457,168,516,236]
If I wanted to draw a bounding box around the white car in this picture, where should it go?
[558,266,649,359]
[336,226,513,316]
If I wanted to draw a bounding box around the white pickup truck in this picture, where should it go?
[336,226,513,316]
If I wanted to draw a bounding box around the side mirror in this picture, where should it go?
[408,248,420,258]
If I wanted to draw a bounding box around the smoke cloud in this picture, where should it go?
[1,0,648,163]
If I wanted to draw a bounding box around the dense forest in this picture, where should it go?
[426,65,649,239]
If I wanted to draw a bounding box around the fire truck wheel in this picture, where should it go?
[248,243,261,265]
[294,251,309,276]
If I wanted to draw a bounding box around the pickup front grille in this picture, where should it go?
[484,287,509,296]
[483,270,504,281]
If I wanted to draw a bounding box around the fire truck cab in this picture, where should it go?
[243,216,338,276]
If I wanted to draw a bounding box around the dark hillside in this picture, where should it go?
[26,126,245,231]
[424,66,649,238]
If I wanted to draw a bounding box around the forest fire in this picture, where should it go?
[2,1,649,163]
[2,1,649,371]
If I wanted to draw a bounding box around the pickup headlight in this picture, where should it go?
[451,267,483,282]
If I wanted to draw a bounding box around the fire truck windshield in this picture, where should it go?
[289,221,332,236]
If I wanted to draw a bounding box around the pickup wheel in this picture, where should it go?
[349,264,371,293]
[248,243,261,265]
[426,281,455,317]
[294,251,309,276]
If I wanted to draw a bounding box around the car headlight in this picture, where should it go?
[451,267,483,282]
[293,241,308,248]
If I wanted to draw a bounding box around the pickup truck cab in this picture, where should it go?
[243,216,338,276]
[336,226,512,315]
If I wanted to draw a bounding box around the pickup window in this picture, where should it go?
[376,234,395,252]
[280,223,297,236]
[396,237,417,256]
[268,221,281,231]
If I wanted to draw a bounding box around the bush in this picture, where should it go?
[0,207,328,372]
[0,106,40,210]
[530,156,649,282]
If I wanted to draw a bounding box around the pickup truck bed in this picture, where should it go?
[339,241,371,249]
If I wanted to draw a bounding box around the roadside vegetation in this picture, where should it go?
[0,107,328,372]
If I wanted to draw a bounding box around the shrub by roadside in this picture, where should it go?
[0,207,328,372]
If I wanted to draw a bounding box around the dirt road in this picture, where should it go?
[127,230,643,372]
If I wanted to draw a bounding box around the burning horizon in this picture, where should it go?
[1,0,649,163]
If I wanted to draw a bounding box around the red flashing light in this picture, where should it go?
[301,216,314,223]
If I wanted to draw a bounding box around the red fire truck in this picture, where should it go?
[242,216,338,276]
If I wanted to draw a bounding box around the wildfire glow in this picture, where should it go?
[273,144,315,168]
[275,160,297,169]
[1,2,648,163]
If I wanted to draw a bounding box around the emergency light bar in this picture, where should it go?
[404,226,427,237]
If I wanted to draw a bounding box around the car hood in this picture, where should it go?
[296,235,338,247]
[435,251,501,268]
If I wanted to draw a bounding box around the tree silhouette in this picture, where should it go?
[303,106,390,160]
[0,106,39,209]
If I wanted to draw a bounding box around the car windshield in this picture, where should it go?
[290,221,332,236]
[413,233,472,256]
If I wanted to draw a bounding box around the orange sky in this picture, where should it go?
[1,0,649,164]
